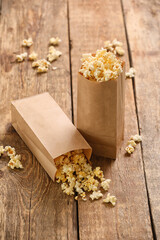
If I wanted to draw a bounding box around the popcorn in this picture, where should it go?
[127,140,136,147]
[101,179,111,191]
[29,52,38,61]
[93,167,104,180]
[8,154,23,169]
[79,49,123,82]
[37,66,48,73]
[115,46,125,56]
[47,46,62,62]
[52,67,57,70]
[125,145,134,154]
[112,39,123,47]
[0,145,23,170]
[104,40,112,49]
[126,67,136,78]
[5,146,16,157]
[32,59,50,73]
[49,37,61,45]
[90,190,103,200]
[103,193,117,206]
[104,39,123,55]
[16,52,27,62]
[55,150,114,202]
[0,146,5,156]
[130,134,142,142]
[125,134,142,155]
[22,38,33,47]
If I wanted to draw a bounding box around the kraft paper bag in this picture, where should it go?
[11,92,92,181]
[77,64,125,159]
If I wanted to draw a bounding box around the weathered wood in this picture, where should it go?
[69,0,153,239]
[122,0,160,238]
[0,0,77,239]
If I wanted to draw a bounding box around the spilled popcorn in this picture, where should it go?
[49,37,61,45]
[115,46,125,56]
[79,49,123,82]
[101,179,111,191]
[103,193,117,206]
[54,150,116,205]
[0,145,23,169]
[126,67,136,78]
[22,38,33,47]
[16,52,27,62]
[8,155,23,169]
[15,37,62,73]
[125,145,134,154]
[90,190,103,200]
[130,134,142,142]
[125,134,142,154]
[104,39,125,56]
[52,66,58,71]
[29,52,38,61]
[32,59,51,73]
[47,46,62,62]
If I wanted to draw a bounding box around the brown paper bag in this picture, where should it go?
[11,92,92,181]
[77,64,125,159]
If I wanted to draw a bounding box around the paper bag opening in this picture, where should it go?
[77,63,125,159]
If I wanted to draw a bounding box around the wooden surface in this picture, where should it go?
[0,0,159,239]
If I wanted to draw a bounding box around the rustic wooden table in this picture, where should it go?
[0,0,159,239]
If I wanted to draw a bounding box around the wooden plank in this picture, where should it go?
[0,0,77,239]
[122,0,160,238]
[69,0,153,239]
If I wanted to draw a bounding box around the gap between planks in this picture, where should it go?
[120,0,157,239]
[67,1,79,240]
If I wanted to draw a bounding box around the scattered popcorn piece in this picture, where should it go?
[126,67,136,78]
[49,37,61,45]
[112,39,123,47]
[103,193,117,206]
[29,52,38,61]
[16,52,27,62]
[104,39,123,55]
[104,40,112,48]
[5,146,16,157]
[75,196,78,200]
[47,46,62,62]
[130,134,142,143]
[22,38,33,47]
[37,66,48,73]
[101,179,111,191]
[52,67,57,70]
[0,145,23,170]
[125,145,134,154]
[0,146,5,156]
[127,140,136,147]
[93,167,104,180]
[32,59,50,73]
[79,49,123,82]
[8,154,23,169]
[115,46,125,56]
[90,190,103,200]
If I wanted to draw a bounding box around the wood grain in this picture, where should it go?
[122,0,160,238]
[0,0,77,239]
[69,0,153,239]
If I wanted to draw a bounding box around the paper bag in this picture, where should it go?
[76,65,125,159]
[11,92,92,181]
